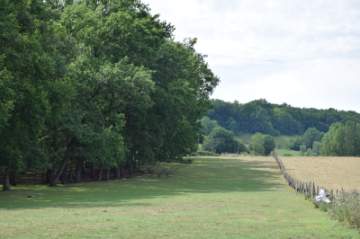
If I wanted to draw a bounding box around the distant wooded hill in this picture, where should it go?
[208,99,360,135]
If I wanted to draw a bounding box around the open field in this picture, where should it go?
[1,156,359,239]
[281,156,360,191]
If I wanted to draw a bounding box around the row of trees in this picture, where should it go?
[200,117,275,155]
[208,99,360,136]
[203,127,246,154]
[202,128,275,156]
[287,122,360,157]
[201,115,360,157]
[281,121,360,156]
[0,0,218,190]
[289,127,324,155]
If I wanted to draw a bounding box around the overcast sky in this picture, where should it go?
[144,0,360,112]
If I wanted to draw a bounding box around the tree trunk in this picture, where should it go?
[45,169,52,184]
[3,170,11,191]
[105,169,110,181]
[10,171,16,186]
[98,168,103,181]
[49,159,68,186]
[60,165,68,185]
[49,137,73,186]
[128,158,134,176]
[75,160,82,182]
[116,167,121,179]
[91,165,96,180]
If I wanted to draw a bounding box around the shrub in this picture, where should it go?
[250,133,275,156]
[331,192,360,229]
[300,144,307,154]
[302,127,323,149]
[203,127,246,154]
[312,141,321,156]
[290,136,303,151]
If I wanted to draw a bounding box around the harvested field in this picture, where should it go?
[281,156,360,191]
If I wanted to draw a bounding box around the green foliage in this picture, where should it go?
[250,133,275,155]
[300,144,307,154]
[285,128,323,154]
[200,116,219,135]
[302,127,323,149]
[273,135,298,150]
[0,0,218,189]
[203,127,246,154]
[263,135,276,155]
[312,141,322,156]
[320,121,360,156]
[289,136,304,151]
[331,192,360,230]
[0,0,72,187]
[208,99,360,136]
[0,60,14,132]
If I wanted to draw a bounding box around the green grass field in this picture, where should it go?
[0,156,359,239]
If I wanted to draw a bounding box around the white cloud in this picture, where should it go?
[213,58,360,111]
[144,0,360,112]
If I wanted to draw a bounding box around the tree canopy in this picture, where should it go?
[250,133,275,156]
[320,121,360,156]
[203,127,245,154]
[0,0,218,190]
[208,99,360,136]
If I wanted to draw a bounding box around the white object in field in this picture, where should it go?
[315,188,331,203]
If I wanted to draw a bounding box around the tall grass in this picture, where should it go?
[331,192,360,229]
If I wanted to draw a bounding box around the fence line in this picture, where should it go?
[271,152,346,201]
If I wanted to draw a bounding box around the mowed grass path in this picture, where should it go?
[0,156,359,239]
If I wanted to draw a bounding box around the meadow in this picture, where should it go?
[1,156,359,239]
[281,156,360,191]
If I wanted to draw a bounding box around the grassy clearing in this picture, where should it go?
[281,156,360,191]
[276,148,302,157]
[0,156,359,239]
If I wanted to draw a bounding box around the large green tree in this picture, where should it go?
[0,0,72,190]
[250,133,275,156]
[1,0,218,190]
[320,121,360,156]
[302,127,323,149]
[203,127,244,154]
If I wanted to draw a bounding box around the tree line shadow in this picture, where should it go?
[0,157,283,210]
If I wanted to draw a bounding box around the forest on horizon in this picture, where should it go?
[200,99,360,157]
[208,99,360,136]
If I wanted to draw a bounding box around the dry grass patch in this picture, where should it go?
[281,156,360,191]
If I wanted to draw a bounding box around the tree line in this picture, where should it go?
[279,121,360,157]
[296,121,360,156]
[0,0,218,191]
[200,117,275,156]
[202,100,360,157]
[208,99,360,136]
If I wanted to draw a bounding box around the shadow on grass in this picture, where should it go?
[0,157,283,210]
